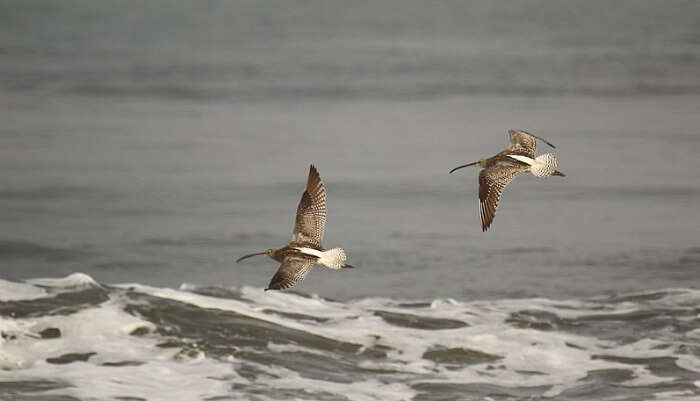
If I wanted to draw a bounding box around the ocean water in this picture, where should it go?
[2,275,700,401]
[2,1,700,400]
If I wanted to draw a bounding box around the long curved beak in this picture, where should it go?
[553,170,566,177]
[449,161,478,174]
[236,251,267,263]
[343,264,355,269]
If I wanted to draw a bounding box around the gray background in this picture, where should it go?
[2,1,699,300]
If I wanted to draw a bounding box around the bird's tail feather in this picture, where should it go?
[294,247,347,269]
[532,153,558,177]
[319,248,347,269]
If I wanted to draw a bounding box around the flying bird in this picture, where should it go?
[449,129,565,232]
[236,165,353,290]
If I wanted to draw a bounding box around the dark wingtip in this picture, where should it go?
[510,128,556,149]
[535,134,556,149]
[306,164,323,190]
[309,164,319,177]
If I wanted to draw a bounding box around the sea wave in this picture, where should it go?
[1,274,699,400]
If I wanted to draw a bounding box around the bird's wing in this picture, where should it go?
[505,129,556,158]
[266,254,316,291]
[478,162,529,232]
[290,165,327,248]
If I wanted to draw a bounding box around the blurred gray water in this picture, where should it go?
[1,1,700,300]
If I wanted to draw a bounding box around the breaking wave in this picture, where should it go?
[1,273,699,400]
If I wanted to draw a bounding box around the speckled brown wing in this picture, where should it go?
[505,129,538,158]
[505,129,556,158]
[265,254,316,291]
[478,162,529,232]
[290,165,327,248]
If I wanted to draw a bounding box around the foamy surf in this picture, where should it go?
[1,274,699,400]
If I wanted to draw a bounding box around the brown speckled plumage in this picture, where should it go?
[450,129,564,232]
[236,165,351,291]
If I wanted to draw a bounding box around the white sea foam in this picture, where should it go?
[1,299,155,370]
[678,355,700,375]
[230,363,417,401]
[119,282,700,398]
[26,272,100,288]
[653,390,700,401]
[3,275,699,400]
[0,273,101,303]
[0,280,236,401]
[0,278,48,301]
